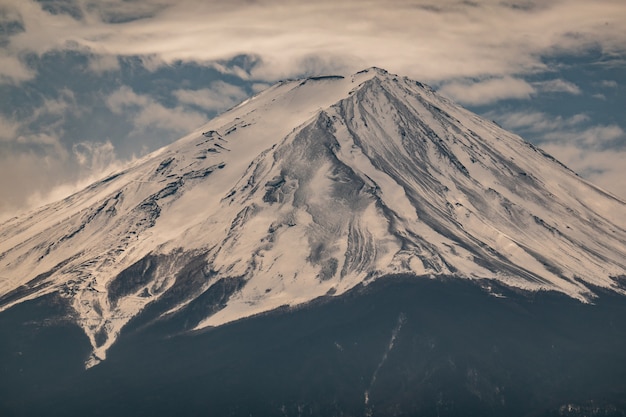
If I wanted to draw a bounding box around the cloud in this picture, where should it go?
[87,53,120,73]
[35,0,83,19]
[173,82,248,112]
[489,109,626,199]
[599,79,618,88]
[208,58,259,80]
[540,143,626,200]
[29,88,80,120]
[2,0,626,218]
[542,124,625,148]
[533,79,581,95]
[105,86,147,110]
[0,135,126,223]
[82,0,169,23]
[3,0,626,82]
[0,130,69,221]
[0,115,20,141]
[19,154,128,223]
[106,86,207,133]
[490,110,590,133]
[16,131,64,148]
[0,6,33,83]
[0,83,120,221]
[439,77,583,105]
[0,88,82,154]
[0,52,35,84]
[486,111,626,149]
[251,82,271,93]
[492,109,624,148]
[438,77,535,105]
[72,140,117,171]
[0,152,57,221]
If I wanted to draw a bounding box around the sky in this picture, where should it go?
[1,0,625,221]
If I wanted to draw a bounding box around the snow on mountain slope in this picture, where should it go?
[1,68,625,366]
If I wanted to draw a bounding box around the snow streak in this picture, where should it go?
[365,312,407,414]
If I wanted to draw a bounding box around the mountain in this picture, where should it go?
[2,68,626,417]
[1,68,625,372]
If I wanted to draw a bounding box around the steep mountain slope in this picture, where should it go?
[1,68,625,366]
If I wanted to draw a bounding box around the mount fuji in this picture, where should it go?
[1,68,626,416]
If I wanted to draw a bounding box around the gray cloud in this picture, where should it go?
[82,0,168,23]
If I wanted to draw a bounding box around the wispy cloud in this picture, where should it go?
[540,143,626,199]
[439,76,584,106]
[0,134,125,222]
[438,77,535,105]
[490,111,590,133]
[542,124,625,148]
[490,109,626,199]
[598,79,618,88]
[0,115,20,141]
[0,80,116,220]
[492,110,623,147]
[19,153,128,223]
[106,86,207,134]
[173,82,248,112]
[72,140,117,171]
[0,131,69,220]
[87,53,120,73]
[533,79,581,95]
[251,82,271,93]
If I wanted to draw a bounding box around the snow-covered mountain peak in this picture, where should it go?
[1,69,625,366]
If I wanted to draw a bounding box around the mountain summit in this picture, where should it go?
[1,68,625,366]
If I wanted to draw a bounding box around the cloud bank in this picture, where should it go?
[2,0,625,83]
[1,0,626,219]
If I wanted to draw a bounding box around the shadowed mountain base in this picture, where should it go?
[1,275,625,417]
